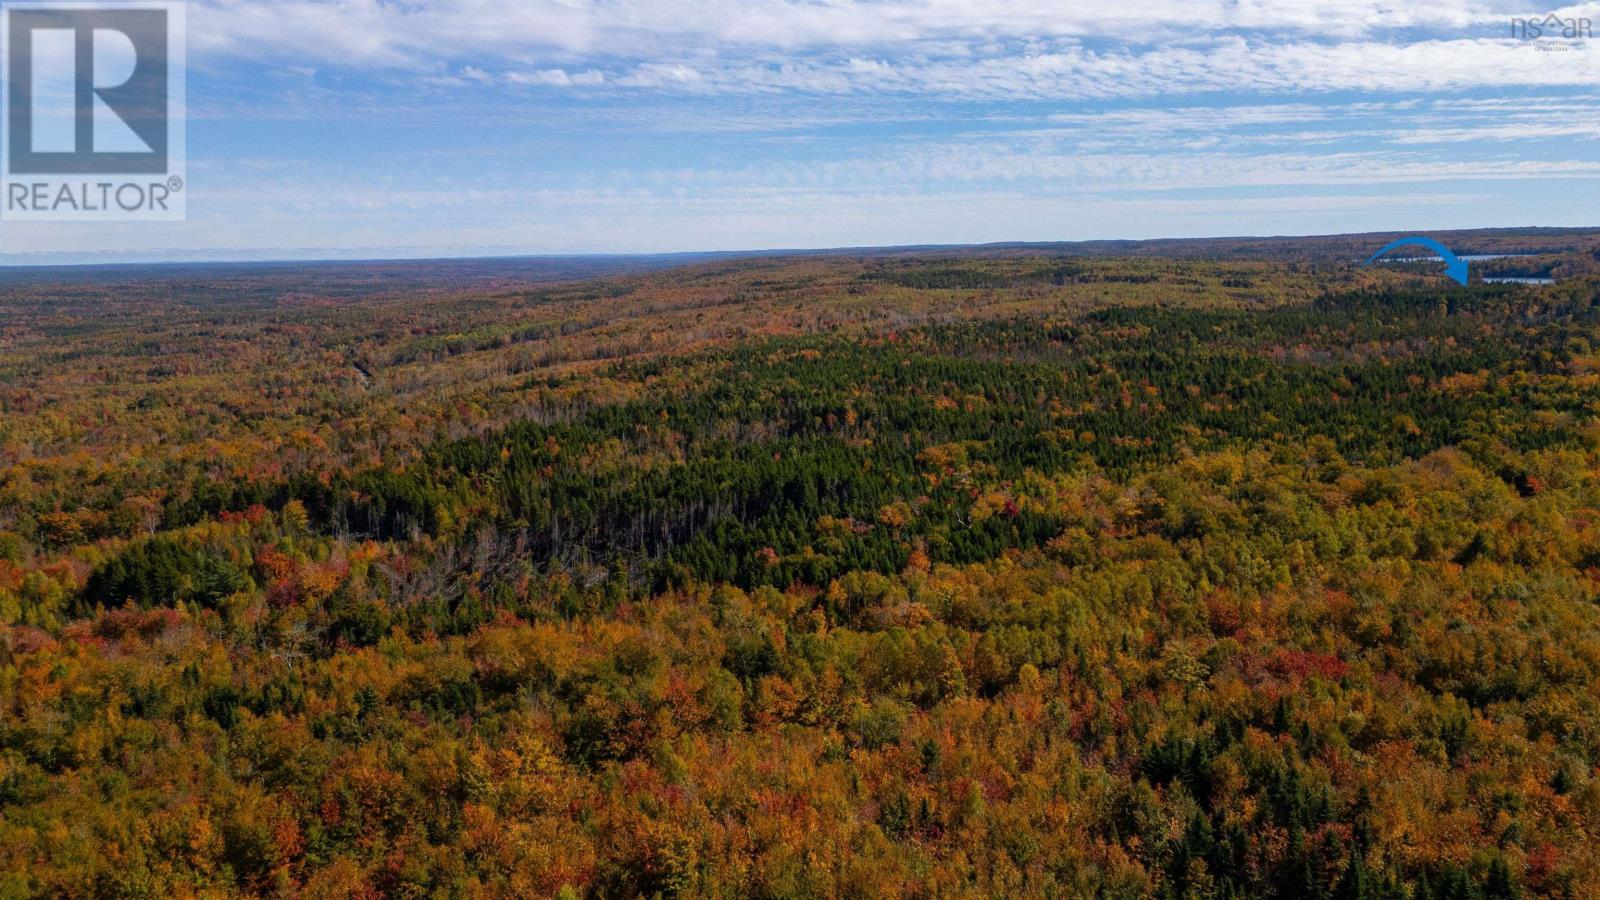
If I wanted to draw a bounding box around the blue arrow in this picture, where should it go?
[1362,236,1469,287]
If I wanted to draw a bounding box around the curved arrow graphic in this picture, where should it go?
[1362,236,1469,287]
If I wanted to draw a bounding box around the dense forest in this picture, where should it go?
[3,234,1600,897]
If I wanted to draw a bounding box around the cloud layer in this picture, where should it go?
[3,1,1598,261]
[191,1,1600,98]
[193,1,1593,60]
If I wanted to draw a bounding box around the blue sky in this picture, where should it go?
[4,0,1599,263]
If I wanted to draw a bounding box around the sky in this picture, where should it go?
[2,0,1599,263]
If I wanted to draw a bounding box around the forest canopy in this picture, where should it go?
[3,235,1600,898]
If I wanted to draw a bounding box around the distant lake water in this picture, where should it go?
[1375,253,1556,284]
[1380,253,1537,262]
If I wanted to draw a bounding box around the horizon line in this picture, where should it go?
[1,224,1596,272]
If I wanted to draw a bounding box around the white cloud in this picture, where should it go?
[506,68,607,87]
[190,1,1600,64]
[678,38,1600,99]
[616,64,705,88]
[185,1,1600,101]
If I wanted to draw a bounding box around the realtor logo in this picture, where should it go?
[2,0,185,221]
[1511,13,1592,50]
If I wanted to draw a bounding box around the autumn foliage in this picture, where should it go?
[3,238,1600,897]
